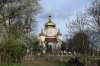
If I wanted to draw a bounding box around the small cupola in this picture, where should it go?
[39,29,45,36]
[57,28,62,35]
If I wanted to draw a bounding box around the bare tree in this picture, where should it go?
[66,11,90,54]
[66,11,90,36]
[87,0,100,33]
[86,0,100,55]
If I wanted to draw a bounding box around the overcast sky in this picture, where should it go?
[37,0,91,39]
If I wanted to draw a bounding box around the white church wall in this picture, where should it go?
[57,36,62,40]
[44,28,46,34]
[54,28,57,35]
[48,42,53,46]
[42,42,46,53]
[44,27,57,36]
[46,28,56,36]
[40,36,45,41]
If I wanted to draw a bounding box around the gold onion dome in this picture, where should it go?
[45,15,56,27]
[39,29,45,36]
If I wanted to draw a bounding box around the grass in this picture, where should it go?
[0,63,21,66]
[57,62,74,66]
[1,56,100,66]
[0,61,73,66]
[0,56,73,66]
[85,56,100,61]
[86,56,100,58]
[21,58,73,66]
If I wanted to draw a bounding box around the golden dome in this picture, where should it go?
[45,15,56,27]
[57,32,62,35]
[39,29,45,36]
[39,33,45,36]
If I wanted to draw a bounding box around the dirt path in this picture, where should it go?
[21,59,58,66]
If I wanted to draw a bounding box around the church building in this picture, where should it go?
[39,15,62,53]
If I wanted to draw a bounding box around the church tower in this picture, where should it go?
[39,29,45,41]
[57,28,62,40]
[44,15,56,36]
[23,18,31,34]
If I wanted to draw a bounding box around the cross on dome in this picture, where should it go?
[45,15,56,27]
[49,15,51,21]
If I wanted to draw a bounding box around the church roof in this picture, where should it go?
[45,38,57,42]
[57,31,62,35]
[45,15,56,27]
[39,33,45,36]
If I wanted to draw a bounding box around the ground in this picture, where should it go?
[21,55,72,66]
[22,59,58,66]
[0,56,100,66]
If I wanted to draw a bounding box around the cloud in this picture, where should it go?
[37,6,69,31]
[38,7,69,20]
[38,0,91,22]
[37,0,91,39]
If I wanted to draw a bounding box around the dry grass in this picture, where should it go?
[21,55,72,66]
[22,59,58,66]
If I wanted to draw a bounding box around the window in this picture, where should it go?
[50,31,52,34]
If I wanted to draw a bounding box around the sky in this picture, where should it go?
[37,0,91,39]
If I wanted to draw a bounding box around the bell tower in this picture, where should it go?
[23,18,31,34]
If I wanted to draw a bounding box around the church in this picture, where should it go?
[39,15,62,53]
